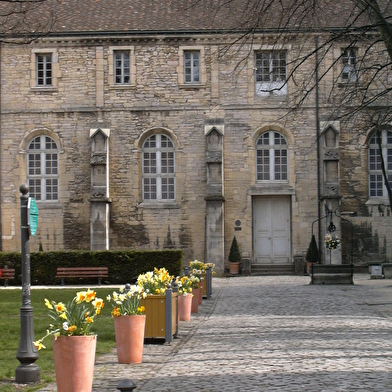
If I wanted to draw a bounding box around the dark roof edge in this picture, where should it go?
[0,26,376,41]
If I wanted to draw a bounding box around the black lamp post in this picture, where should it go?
[15,184,40,383]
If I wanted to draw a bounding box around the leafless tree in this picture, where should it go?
[0,0,57,42]
[182,0,392,207]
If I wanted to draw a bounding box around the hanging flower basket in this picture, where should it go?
[325,233,341,250]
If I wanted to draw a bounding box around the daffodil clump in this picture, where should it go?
[189,260,215,273]
[174,275,193,296]
[33,289,104,350]
[137,267,173,295]
[107,284,147,317]
[188,274,200,289]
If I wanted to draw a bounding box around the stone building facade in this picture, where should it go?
[0,1,391,275]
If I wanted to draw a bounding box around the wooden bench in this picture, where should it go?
[55,267,108,286]
[0,268,15,287]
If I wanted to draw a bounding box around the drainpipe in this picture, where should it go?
[315,36,321,263]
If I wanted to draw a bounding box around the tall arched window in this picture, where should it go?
[368,130,392,197]
[142,134,175,200]
[256,131,288,181]
[27,135,58,201]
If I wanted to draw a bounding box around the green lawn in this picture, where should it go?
[0,287,117,392]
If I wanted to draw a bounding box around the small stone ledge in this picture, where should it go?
[311,264,353,285]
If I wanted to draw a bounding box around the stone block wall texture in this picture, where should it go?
[1,34,390,269]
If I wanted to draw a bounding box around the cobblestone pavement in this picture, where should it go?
[38,274,392,391]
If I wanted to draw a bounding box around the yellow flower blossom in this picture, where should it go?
[92,297,104,311]
[33,340,46,350]
[44,298,53,310]
[85,289,96,303]
[75,291,86,304]
[55,302,66,313]
[59,312,67,320]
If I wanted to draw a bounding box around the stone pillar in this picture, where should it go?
[320,122,342,264]
[205,119,225,275]
[90,127,111,250]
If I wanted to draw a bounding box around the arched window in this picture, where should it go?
[27,135,58,201]
[368,130,392,197]
[142,134,175,200]
[256,131,288,181]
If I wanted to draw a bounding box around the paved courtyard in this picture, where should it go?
[39,274,392,391]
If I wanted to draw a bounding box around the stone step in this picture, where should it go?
[250,263,295,276]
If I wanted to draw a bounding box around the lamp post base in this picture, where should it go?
[15,363,40,384]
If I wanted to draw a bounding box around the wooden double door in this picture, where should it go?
[253,196,291,264]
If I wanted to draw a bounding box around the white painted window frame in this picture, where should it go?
[108,46,136,88]
[255,51,287,96]
[368,130,392,198]
[142,134,175,201]
[256,131,288,181]
[27,135,59,201]
[30,48,58,90]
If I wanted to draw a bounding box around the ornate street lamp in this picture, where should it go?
[15,184,40,383]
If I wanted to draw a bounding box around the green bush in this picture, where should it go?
[306,235,319,263]
[0,249,183,286]
[228,236,241,262]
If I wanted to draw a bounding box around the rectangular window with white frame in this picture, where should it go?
[36,53,52,86]
[341,47,358,82]
[255,51,287,96]
[114,51,130,84]
[108,46,135,88]
[31,49,58,90]
[178,46,205,87]
[184,51,200,83]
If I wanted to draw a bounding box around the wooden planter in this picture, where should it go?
[140,288,178,343]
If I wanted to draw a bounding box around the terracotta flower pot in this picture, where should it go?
[114,314,146,364]
[178,294,192,322]
[191,288,200,313]
[229,261,240,274]
[52,335,96,392]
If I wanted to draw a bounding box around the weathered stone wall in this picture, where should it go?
[1,34,390,269]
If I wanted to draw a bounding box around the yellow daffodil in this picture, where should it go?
[111,306,121,317]
[75,291,86,304]
[55,302,66,313]
[85,289,96,303]
[44,298,53,310]
[93,297,104,310]
[33,340,46,350]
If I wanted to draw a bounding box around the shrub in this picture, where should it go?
[306,235,319,263]
[228,236,241,262]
